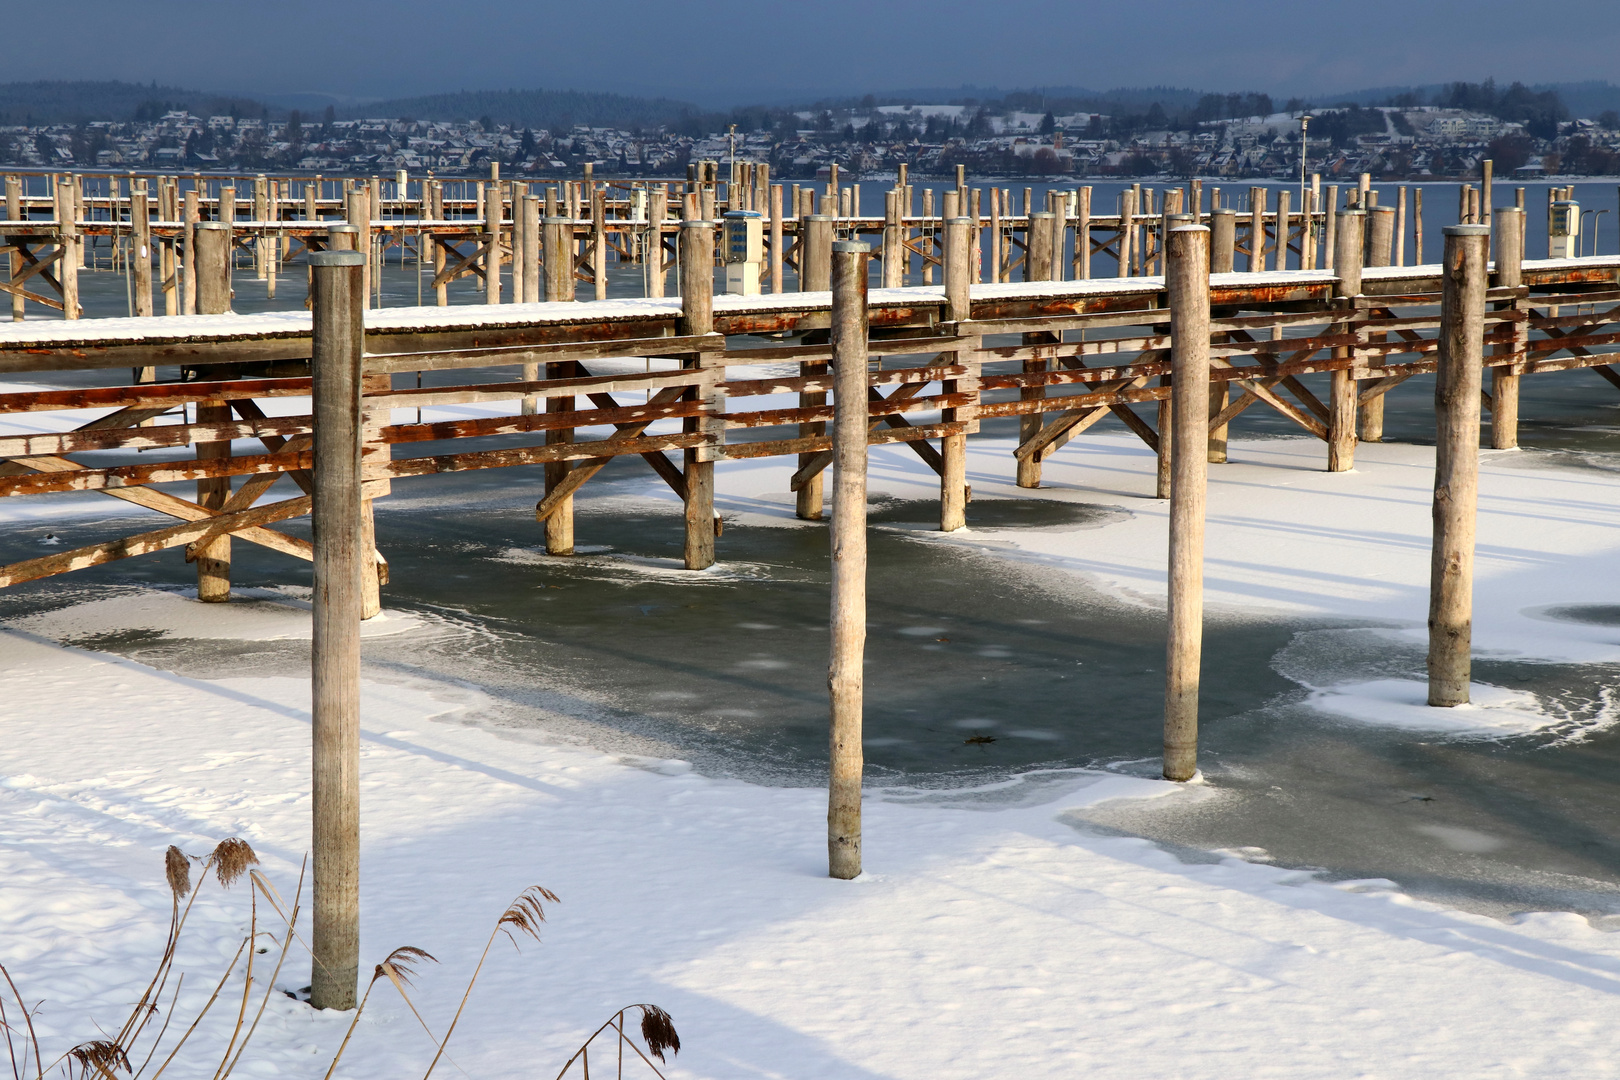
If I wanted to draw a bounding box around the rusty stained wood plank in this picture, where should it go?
[381,397,705,444]
[368,367,705,409]
[721,420,969,460]
[361,332,718,374]
[0,377,313,414]
[0,413,312,458]
[396,429,708,480]
[722,391,972,429]
[723,363,968,398]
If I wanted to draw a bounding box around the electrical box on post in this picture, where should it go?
[723,210,763,295]
[1549,200,1580,259]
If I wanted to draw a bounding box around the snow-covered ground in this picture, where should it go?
[6,429,1620,1077]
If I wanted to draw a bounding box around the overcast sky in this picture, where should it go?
[28,0,1620,106]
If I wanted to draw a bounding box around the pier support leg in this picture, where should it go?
[679,218,718,571]
[940,214,972,532]
[1163,223,1210,783]
[195,400,232,602]
[1428,225,1490,708]
[1491,208,1525,451]
[828,239,871,879]
[1329,210,1365,472]
[308,249,366,1012]
[1207,381,1229,463]
[544,362,575,556]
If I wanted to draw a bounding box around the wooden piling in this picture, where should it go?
[1076,186,1092,279]
[1429,224,1491,707]
[769,183,784,294]
[543,216,575,301]
[5,176,21,321]
[521,195,540,304]
[1163,224,1210,783]
[194,221,231,315]
[1274,189,1291,271]
[1019,212,1057,488]
[1366,205,1395,267]
[1323,186,1338,270]
[679,219,717,570]
[484,183,503,304]
[1490,208,1525,450]
[1210,208,1236,273]
[55,180,78,319]
[131,180,153,317]
[306,248,366,1012]
[1117,187,1136,278]
[941,216,971,532]
[1247,187,1266,272]
[1329,211,1363,471]
[827,239,870,880]
[882,189,903,288]
[796,214,835,519]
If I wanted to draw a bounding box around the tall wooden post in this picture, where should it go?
[543,216,575,301]
[881,189,903,288]
[1355,205,1396,446]
[254,176,270,281]
[1329,210,1363,471]
[308,249,366,1012]
[344,187,369,308]
[757,183,777,293]
[827,240,870,880]
[194,221,231,315]
[1274,189,1292,271]
[483,183,502,304]
[191,221,235,601]
[941,216,971,532]
[1163,224,1210,783]
[679,219,717,570]
[1366,205,1395,267]
[182,189,198,315]
[1075,186,1092,279]
[795,214,834,520]
[1253,187,1272,271]
[591,186,608,301]
[1116,187,1135,278]
[5,176,22,321]
[521,195,540,304]
[1429,225,1490,707]
[132,180,153,317]
[55,180,78,319]
[1019,212,1056,488]
[1209,208,1236,273]
[1490,208,1525,450]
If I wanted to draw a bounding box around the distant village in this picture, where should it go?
[4,95,1618,179]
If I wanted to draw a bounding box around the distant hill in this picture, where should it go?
[341,88,702,130]
[0,80,273,124]
[1321,80,1620,119]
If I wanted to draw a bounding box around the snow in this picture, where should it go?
[8,416,1620,1073]
[0,256,1614,350]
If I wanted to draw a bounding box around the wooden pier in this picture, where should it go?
[5,168,1619,1002]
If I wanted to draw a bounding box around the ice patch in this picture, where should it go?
[1305,678,1553,735]
[6,587,425,643]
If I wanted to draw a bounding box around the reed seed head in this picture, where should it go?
[68,1039,130,1077]
[164,846,190,898]
[497,885,560,948]
[206,839,259,888]
[639,1005,680,1063]
[373,946,438,989]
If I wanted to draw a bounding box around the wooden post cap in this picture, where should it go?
[309,250,366,267]
[832,240,870,253]
[1444,224,1492,237]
